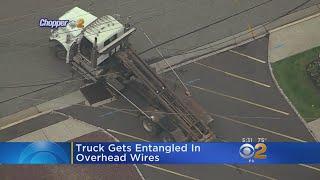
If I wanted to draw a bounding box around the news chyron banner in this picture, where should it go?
[1,142,320,164]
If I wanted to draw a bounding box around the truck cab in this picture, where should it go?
[49,7,125,67]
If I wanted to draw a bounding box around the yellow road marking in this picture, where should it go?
[195,62,271,88]
[143,164,200,180]
[229,49,266,63]
[213,114,305,142]
[224,164,276,180]
[188,84,289,116]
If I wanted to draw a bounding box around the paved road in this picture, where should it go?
[9,37,316,180]
[1,0,320,117]
[64,38,320,179]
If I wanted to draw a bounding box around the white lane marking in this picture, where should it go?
[224,164,276,180]
[229,49,266,63]
[213,114,306,142]
[106,128,149,142]
[188,84,289,116]
[195,62,271,88]
[143,164,200,180]
[106,129,201,179]
[298,164,320,172]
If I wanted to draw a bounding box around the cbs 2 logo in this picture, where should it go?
[239,143,267,159]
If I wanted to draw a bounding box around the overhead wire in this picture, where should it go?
[0,0,313,57]
[0,7,178,57]
[0,72,120,89]
[1,0,273,56]
[140,27,191,95]
[13,95,312,125]
[157,0,314,57]
[137,0,273,55]
[0,0,312,103]
[0,2,182,39]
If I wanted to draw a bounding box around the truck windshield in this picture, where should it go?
[80,37,93,60]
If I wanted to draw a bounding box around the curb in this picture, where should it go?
[0,107,40,130]
[267,53,320,142]
[269,11,320,33]
[151,3,320,73]
[157,34,266,74]
[0,90,85,130]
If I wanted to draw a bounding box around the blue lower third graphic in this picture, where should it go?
[0,142,71,164]
[72,142,320,164]
[2,142,320,164]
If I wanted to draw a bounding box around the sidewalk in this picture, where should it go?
[309,118,320,141]
[269,12,320,62]
[151,4,320,73]
[267,12,320,141]
[2,111,145,180]
[0,90,85,130]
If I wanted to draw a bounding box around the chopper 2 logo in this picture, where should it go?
[239,143,267,162]
[39,18,84,29]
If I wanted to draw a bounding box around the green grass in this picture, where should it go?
[272,46,320,122]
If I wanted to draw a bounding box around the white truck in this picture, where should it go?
[49,7,135,78]
[50,7,215,142]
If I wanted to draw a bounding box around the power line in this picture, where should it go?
[0,3,180,39]
[0,71,122,103]
[0,72,120,89]
[0,0,136,25]
[143,0,315,58]
[0,13,128,39]
[1,0,272,55]
[1,0,312,56]
[1,23,132,56]
[0,9,173,56]
[140,27,191,96]
[137,0,273,55]
[14,95,308,122]
[0,77,73,104]
[0,3,78,23]
[0,0,312,103]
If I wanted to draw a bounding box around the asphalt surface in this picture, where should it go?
[3,37,319,179]
[1,1,320,179]
[1,0,320,117]
[59,37,319,179]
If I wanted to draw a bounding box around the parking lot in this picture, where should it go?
[2,36,320,179]
[50,37,320,179]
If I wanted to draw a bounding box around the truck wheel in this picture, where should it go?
[160,132,174,142]
[142,117,160,136]
[55,44,67,60]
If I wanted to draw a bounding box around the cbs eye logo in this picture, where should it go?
[239,143,267,159]
[19,142,69,164]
